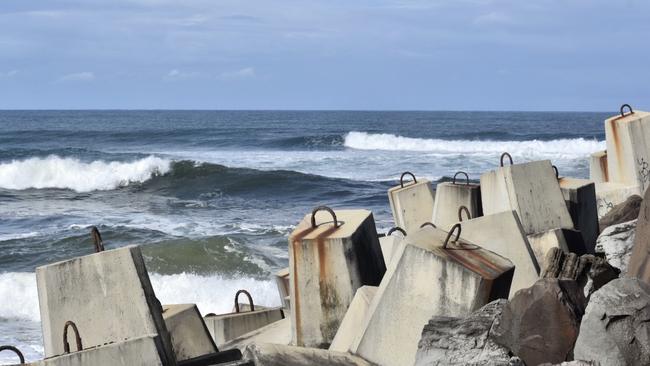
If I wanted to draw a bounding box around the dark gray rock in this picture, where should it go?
[595,219,636,276]
[574,278,650,366]
[599,194,642,233]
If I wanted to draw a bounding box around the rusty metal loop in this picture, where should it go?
[63,321,83,354]
[500,152,513,167]
[387,227,407,236]
[458,206,471,222]
[452,171,469,185]
[552,165,559,179]
[0,345,25,364]
[399,172,417,188]
[420,222,437,229]
[90,226,104,253]
[443,223,462,249]
[310,206,339,228]
[620,104,634,117]
[234,289,255,313]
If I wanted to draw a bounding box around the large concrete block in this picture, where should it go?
[627,185,650,283]
[527,229,570,269]
[243,343,373,366]
[559,177,599,251]
[162,304,218,361]
[387,172,435,234]
[605,106,650,190]
[289,207,386,348]
[589,150,609,183]
[220,318,292,352]
[378,227,406,265]
[329,286,377,353]
[460,211,540,297]
[480,159,574,235]
[431,172,482,230]
[350,225,514,366]
[204,307,285,347]
[274,268,290,310]
[595,182,641,219]
[35,245,175,365]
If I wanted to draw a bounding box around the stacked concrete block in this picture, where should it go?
[274,268,290,310]
[431,171,482,230]
[204,306,285,347]
[595,182,641,219]
[288,207,386,348]
[349,225,514,366]
[162,304,218,362]
[388,172,435,234]
[221,318,292,352]
[605,106,650,191]
[378,227,406,265]
[329,286,377,353]
[590,150,609,183]
[558,177,599,251]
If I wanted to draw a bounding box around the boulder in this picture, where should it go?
[492,279,586,366]
[627,186,650,283]
[414,300,522,366]
[598,194,642,232]
[595,219,636,275]
[574,278,650,366]
[539,362,600,366]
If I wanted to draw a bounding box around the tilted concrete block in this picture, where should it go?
[605,106,650,190]
[289,207,386,348]
[329,286,377,353]
[378,227,406,265]
[480,159,574,235]
[526,229,588,269]
[460,211,540,298]
[595,182,640,219]
[350,225,514,366]
[431,171,482,230]
[388,172,435,234]
[204,307,286,348]
[162,304,218,361]
[35,245,176,365]
[243,343,373,366]
[559,177,599,252]
[274,268,290,310]
[589,150,609,183]
[220,318,292,352]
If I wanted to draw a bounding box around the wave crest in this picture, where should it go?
[0,155,172,192]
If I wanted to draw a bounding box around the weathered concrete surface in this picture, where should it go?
[35,245,175,365]
[414,299,522,366]
[599,194,642,233]
[589,150,609,183]
[388,177,436,234]
[274,268,290,310]
[605,109,650,190]
[559,177,599,251]
[460,211,540,298]
[431,180,482,230]
[220,318,292,352]
[627,185,650,283]
[350,226,514,366]
[595,182,641,219]
[162,304,217,361]
[527,229,570,269]
[574,278,650,365]
[596,219,636,276]
[204,308,285,347]
[329,286,377,353]
[289,209,386,348]
[243,343,373,366]
[378,230,405,265]
[481,159,574,235]
[492,279,586,366]
[539,362,601,366]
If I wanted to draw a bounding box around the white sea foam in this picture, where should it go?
[0,155,171,192]
[343,131,605,157]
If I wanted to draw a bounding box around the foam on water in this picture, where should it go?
[0,155,171,192]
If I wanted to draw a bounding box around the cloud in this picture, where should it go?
[0,70,18,78]
[58,71,95,82]
[474,11,513,26]
[217,67,255,80]
[164,69,201,80]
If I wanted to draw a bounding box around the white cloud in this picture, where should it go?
[217,67,255,80]
[164,69,200,80]
[58,71,95,82]
[474,11,513,26]
[0,70,18,78]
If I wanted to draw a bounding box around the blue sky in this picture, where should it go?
[0,0,649,110]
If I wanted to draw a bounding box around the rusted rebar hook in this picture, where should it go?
[443,223,462,249]
[387,227,407,236]
[0,345,25,364]
[399,172,417,188]
[500,152,513,167]
[234,289,255,313]
[63,320,83,353]
[420,222,437,229]
[620,103,634,117]
[452,171,470,185]
[311,206,341,228]
[458,206,471,222]
[552,165,559,180]
[90,226,104,253]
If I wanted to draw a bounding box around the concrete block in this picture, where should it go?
[274,268,290,310]
[460,211,540,297]
[480,159,574,235]
[388,172,435,234]
[162,304,218,361]
[204,307,285,347]
[559,177,599,252]
[243,343,373,366]
[220,318,292,352]
[589,150,609,183]
[431,172,482,230]
[595,182,641,219]
[350,225,514,366]
[329,286,377,353]
[527,229,571,269]
[35,245,175,365]
[289,207,386,348]
[605,106,650,190]
[378,227,406,265]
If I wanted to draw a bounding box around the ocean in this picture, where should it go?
[0,110,607,363]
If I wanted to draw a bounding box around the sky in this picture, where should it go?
[0,0,649,110]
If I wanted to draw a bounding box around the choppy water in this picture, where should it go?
[0,110,608,363]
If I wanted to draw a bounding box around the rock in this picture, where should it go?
[628,187,650,283]
[242,343,373,366]
[492,279,586,366]
[599,194,641,232]
[414,300,522,366]
[539,362,600,366]
[574,278,650,366]
[595,219,636,275]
